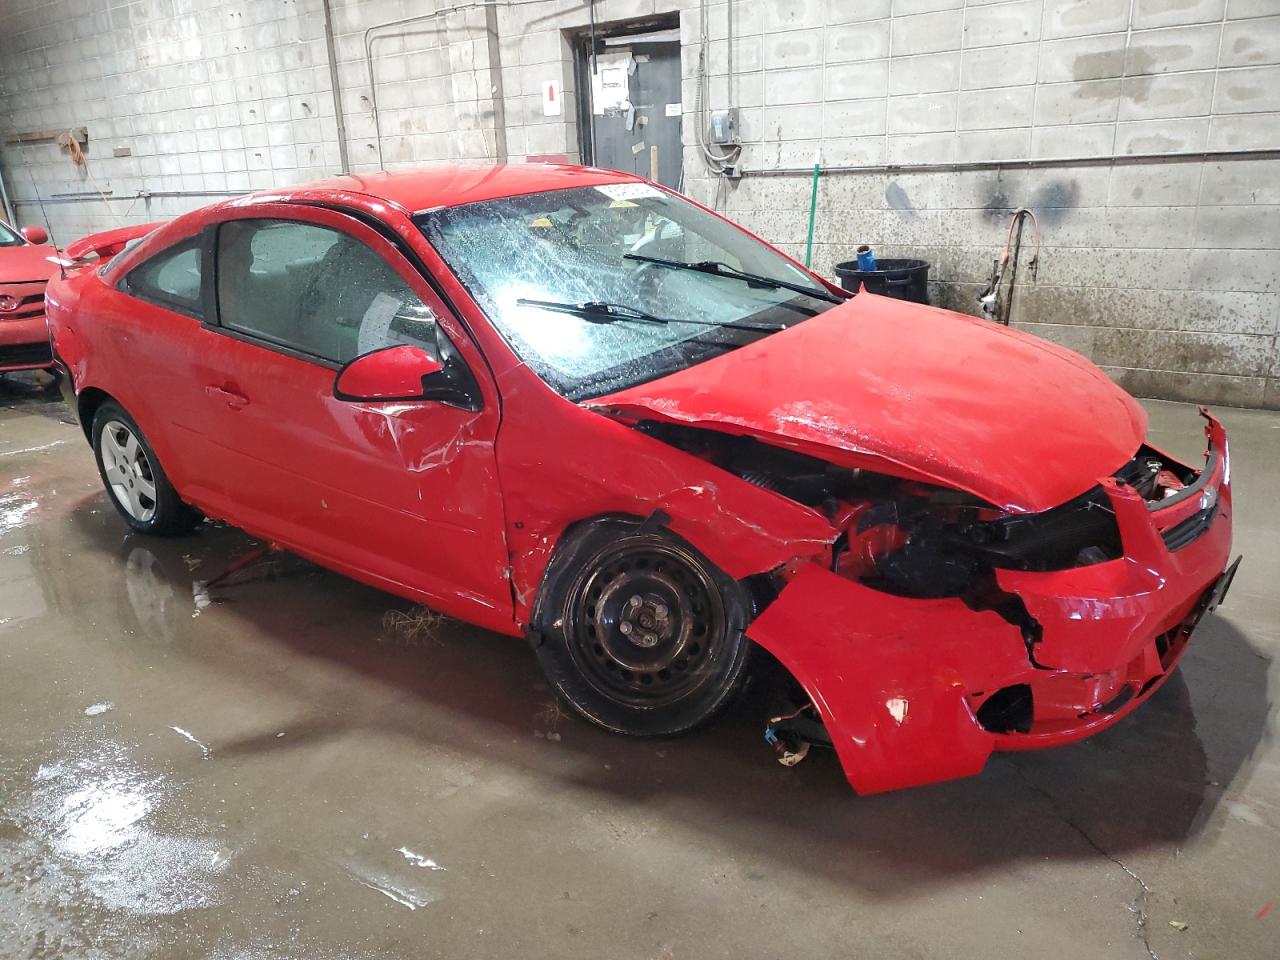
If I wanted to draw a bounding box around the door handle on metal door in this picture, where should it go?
[205,384,249,409]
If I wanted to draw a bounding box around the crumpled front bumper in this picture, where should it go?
[746,412,1234,795]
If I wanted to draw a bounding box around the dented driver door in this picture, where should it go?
[193,205,513,632]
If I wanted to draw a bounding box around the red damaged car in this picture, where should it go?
[46,166,1237,794]
[0,217,56,375]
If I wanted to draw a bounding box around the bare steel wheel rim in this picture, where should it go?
[565,539,728,708]
[100,420,158,522]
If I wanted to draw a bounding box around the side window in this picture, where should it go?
[123,239,203,316]
[215,219,440,365]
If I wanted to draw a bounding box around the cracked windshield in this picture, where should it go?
[417,183,840,399]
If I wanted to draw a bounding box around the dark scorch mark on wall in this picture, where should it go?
[980,169,1029,223]
[985,178,1081,227]
[1030,179,1079,226]
[885,181,918,219]
[983,186,1013,222]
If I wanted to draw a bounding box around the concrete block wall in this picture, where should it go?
[715,161,1280,407]
[685,0,1280,172]
[679,0,1280,409]
[334,2,499,172]
[0,0,1278,407]
[0,0,497,241]
[0,0,341,240]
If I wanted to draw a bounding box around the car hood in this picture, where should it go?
[0,242,56,283]
[587,293,1147,514]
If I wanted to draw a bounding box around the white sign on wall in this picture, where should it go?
[542,80,562,117]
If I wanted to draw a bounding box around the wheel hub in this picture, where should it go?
[619,593,670,648]
[566,540,726,706]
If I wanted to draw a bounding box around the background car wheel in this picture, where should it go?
[532,522,754,737]
[91,400,202,536]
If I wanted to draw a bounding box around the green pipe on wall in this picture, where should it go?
[804,155,820,268]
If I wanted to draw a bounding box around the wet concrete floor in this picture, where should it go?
[1,373,1277,959]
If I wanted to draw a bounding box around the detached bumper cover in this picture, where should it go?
[746,412,1234,795]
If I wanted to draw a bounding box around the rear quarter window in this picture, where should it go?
[121,239,204,317]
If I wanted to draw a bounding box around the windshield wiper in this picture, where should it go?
[623,253,845,304]
[516,298,785,333]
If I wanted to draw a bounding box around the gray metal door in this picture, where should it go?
[585,39,683,190]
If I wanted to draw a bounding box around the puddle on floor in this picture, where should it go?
[8,733,230,917]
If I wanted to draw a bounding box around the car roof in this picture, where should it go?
[101,163,653,279]
[275,163,647,214]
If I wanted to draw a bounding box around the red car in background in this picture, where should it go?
[0,218,56,375]
[45,166,1237,794]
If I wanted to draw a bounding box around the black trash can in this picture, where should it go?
[834,258,930,304]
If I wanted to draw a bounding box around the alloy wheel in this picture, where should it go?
[99,420,158,522]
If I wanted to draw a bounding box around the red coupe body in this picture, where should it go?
[46,165,1235,794]
[0,220,56,372]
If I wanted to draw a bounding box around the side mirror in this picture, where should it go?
[334,345,443,401]
[21,226,49,245]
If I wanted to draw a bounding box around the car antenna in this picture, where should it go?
[21,149,63,279]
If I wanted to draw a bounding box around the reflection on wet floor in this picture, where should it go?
[1,730,234,955]
[0,477,39,537]
[2,392,1278,959]
[25,735,229,914]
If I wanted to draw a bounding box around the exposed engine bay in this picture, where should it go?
[638,417,1228,776]
[638,421,1200,601]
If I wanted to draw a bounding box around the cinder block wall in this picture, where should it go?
[678,0,1280,408]
[0,0,502,240]
[0,0,1277,406]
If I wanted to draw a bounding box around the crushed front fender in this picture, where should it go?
[746,565,1028,794]
[746,415,1233,795]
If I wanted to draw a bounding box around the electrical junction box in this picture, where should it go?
[709,108,739,145]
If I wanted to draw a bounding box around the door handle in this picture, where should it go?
[205,384,249,409]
